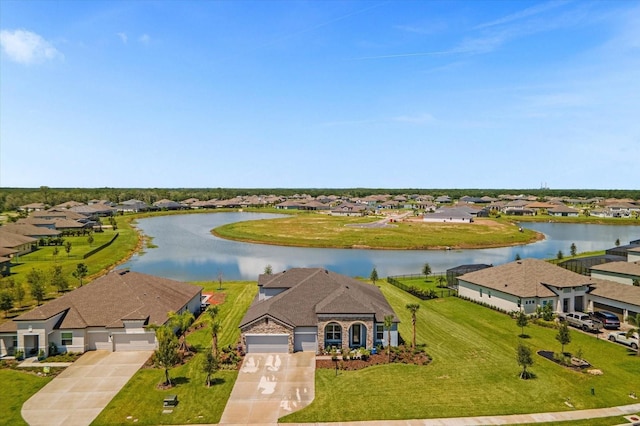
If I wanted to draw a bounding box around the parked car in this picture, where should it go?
[590,311,620,329]
[608,331,639,350]
[557,312,603,332]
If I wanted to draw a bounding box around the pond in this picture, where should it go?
[121,213,640,281]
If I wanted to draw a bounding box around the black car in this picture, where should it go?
[591,311,620,329]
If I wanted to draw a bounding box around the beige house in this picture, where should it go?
[0,270,202,358]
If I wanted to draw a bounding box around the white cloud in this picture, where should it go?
[0,29,63,65]
[139,34,150,45]
[474,0,571,30]
[117,32,128,44]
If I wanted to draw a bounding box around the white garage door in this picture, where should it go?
[245,334,289,353]
[294,333,317,352]
[113,333,156,351]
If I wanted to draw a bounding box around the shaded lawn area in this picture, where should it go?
[0,369,52,426]
[91,280,257,426]
[281,282,640,422]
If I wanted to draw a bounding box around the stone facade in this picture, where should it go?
[317,315,374,352]
[240,317,293,352]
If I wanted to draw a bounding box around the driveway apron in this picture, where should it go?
[21,350,152,426]
[220,352,315,425]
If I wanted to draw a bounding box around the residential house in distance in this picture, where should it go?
[239,268,399,354]
[423,207,474,223]
[0,270,202,358]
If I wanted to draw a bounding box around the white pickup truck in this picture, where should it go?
[558,312,603,332]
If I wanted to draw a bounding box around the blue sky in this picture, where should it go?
[1,0,638,189]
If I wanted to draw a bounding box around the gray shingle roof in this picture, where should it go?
[241,268,398,328]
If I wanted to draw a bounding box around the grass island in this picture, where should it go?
[212,213,543,250]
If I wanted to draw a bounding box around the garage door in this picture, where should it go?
[593,302,624,316]
[245,334,289,353]
[294,333,317,352]
[113,333,156,351]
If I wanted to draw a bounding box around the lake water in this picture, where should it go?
[121,213,640,281]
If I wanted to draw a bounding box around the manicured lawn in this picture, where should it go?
[213,214,541,249]
[1,215,139,322]
[0,369,52,426]
[281,282,640,422]
[91,280,257,425]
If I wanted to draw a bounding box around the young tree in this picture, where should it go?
[26,268,47,305]
[168,310,195,354]
[437,274,446,288]
[556,250,564,260]
[264,264,273,275]
[384,314,394,363]
[422,263,432,280]
[205,305,221,358]
[615,238,620,246]
[370,267,379,285]
[556,321,571,354]
[50,265,69,293]
[87,233,94,247]
[570,243,577,257]
[516,310,528,337]
[203,350,219,387]
[0,291,14,317]
[516,342,534,379]
[153,325,179,387]
[514,253,521,261]
[65,241,72,258]
[13,281,25,307]
[406,303,420,350]
[626,313,640,357]
[72,263,89,287]
[52,247,59,262]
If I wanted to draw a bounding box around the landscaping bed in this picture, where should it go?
[316,345,431,371]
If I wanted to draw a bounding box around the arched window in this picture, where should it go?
[325,322,342,342]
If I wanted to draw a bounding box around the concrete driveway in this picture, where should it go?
[22,350,152,426]
[220,352,315,424]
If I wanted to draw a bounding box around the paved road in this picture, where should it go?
[21,350,152,426]
[219,352,315,424]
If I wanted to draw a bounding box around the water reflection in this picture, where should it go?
[122,213,639,281]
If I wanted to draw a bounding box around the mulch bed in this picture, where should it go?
[317,348,431,371]
[537,350,591,371]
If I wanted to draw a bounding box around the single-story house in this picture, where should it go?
[239,268,399,354]
[423,208,474,223]
[590,261,640,286]
[0,270,202,358]
[458,259,594,314]
[0,231,37,257]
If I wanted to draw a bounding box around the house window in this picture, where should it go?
[376,324,384,341]
[61,332,72,346]
[12,336,17,350]
[325,323,341,342]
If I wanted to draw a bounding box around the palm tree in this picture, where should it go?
[626,313,640,357]
[406,303,420,349]
[205,305,221,357]
[168,310,195,353]
[384,314,394,363]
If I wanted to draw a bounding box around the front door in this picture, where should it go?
[574,296,584,312]
[351,324,361,347]
[563,298,570,313]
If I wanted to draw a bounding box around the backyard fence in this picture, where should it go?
[16,233,120,262]
[386,273,456,300]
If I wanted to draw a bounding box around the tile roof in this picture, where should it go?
[241,268,397,328]
[13,270,202,329]
[458,258,594,298]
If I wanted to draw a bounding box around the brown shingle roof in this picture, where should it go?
[14,270,202,329]
[241,268,397,328]
[590,261,640,277]
[589,278,640,306]
[459,258,594,298]
[0,231,37,248]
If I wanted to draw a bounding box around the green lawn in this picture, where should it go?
[281,282,640,422]
[0,369,52,426]
[213,214,541,249]
[91,280,257,425]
